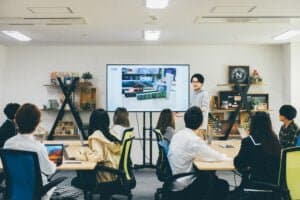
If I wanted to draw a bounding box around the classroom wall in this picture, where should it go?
[289,43,300,122]
[0,44,287,163]
[0,45,6,121]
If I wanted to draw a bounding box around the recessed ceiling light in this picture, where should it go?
[144,30,160,41]
[2,31,32,42]
[274,30,300,41]
[146,0,169,9]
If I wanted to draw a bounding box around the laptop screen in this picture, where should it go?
[44,144,64,166]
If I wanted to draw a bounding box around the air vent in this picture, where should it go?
[0,17,86,26]
[27,7,73,14]
[210,6,256,14]
[194,16,300,24]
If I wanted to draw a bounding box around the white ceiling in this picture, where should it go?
[1,0,300,45]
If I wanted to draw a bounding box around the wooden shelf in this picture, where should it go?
[211,109,269,113]
[44,82,94,88]
[217,83,265,87]
[41,109,93,112]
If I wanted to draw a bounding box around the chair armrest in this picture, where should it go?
[41,177,67,196]
[166,172,197,183]
[250,180,280,189]
[96,165,125,176]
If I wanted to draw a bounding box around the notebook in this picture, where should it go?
[44,144,64,166]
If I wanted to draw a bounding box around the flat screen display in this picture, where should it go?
[106,64,190,112]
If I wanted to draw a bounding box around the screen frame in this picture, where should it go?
[106,64,190,112]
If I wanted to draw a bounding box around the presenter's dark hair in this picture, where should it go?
[156,108,175,135]
[16,103,40,134]
[113,107,130,127]
[89,108,120,143]
[191,73,204,84]
[250,112,280,156]
[4,103,20,120]
[184,106,203,130]
[279,105,297,120]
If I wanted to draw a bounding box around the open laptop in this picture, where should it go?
[44,144,64,166]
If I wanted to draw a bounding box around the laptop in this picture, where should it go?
[44,144,64,166]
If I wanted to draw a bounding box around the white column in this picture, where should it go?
[0,45,6,121]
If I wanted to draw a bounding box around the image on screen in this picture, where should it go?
[45,144,63,165]
[107,64,190,112]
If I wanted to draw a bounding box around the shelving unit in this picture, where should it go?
[45,77,95,140]
[209,80,268,139]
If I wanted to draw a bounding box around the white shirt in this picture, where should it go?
[191,89,209,129]
[110,125,127,141]
[4,134,56,185]
[168,128,228,191]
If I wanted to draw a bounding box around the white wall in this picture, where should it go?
[1,44,286,163]
[289,43,300,122]
[0,45,6,121]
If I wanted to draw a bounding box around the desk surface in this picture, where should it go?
[0,141,96,171]
[193,140,241,171]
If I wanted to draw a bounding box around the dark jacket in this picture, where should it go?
[234,136,280,185]
[0,119,17,147]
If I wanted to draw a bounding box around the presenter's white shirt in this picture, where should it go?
[191,89,209,129]
[168,128,228,191]
[4,134,56,185]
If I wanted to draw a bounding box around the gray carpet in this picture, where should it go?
[0,169,240,200]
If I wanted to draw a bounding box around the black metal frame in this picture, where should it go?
[47,77,87,140]
[134,112,156,169]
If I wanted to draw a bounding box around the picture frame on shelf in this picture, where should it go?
[246,93,269,111]
[219,91,242,109]
[210,96,219,110]
[228,66,250,84]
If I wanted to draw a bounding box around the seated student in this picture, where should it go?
[110,107,130,141]
[75,109,121,183]
[234,112,281,190]
[156,108,175,143]
[0,103,20,147]
[279,105,299,148]
[4,103,56,199]
[168,106,229,200]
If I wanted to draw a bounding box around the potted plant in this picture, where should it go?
[249,69,263,84]
[81,72,93,82]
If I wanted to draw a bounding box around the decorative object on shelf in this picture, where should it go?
[228,66,249,84]
[81,72,93,82]
[249,69,263,84]
[80,87,96,111]
[55,121,77,135]
[246,94,269,111]
[210,96,219,110]
[50,72,80,86]
[48,99,60,110]
[219,91,242,109]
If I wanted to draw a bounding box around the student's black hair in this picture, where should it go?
[16,103,40,134]
[184,106,203,130]
[279,105,297,120]
[250,112,281,156]
[4,103,20,120]
[190,73,204,84]
[88,108,120,143]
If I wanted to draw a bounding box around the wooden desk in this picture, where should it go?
[193,140,241,171]
[0,140,96,171]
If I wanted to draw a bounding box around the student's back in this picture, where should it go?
[234,136,280,184]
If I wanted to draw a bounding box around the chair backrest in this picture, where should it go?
[119,128,135,182]
[156,140,172,182]
[296,133,300,146]
[279,147,300,200]
[0,149,43,200]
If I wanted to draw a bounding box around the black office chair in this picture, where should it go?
[233,147,300,200]
[154,140,201,200]
[0,149,66,200]
[72,128,136,200]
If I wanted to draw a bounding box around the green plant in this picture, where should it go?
[82,72,93,80]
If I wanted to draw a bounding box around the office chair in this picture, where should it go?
[238,147,300,200]
[72,128,136,200]
[0,149,66,200]
[154,140,201,200]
